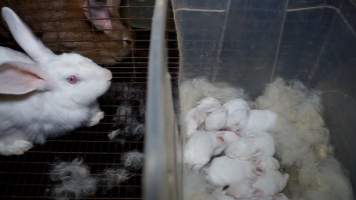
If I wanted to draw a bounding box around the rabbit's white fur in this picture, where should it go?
[0,47,33,63]
[0,7,112,155]
[179,77,246,118]
[180,78,246,142]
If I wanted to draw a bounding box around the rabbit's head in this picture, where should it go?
[41,53,112,105]
[0,7,112,106]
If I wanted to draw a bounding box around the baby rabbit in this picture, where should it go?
[184,131,222,170]
[223,98,250,133]
[184,97,221,137]
[252,169,289,198]
[204,107,227,131]
[0,7,112,155]
[225,181,256,199]
[184,131,239,170]
[245,110,278,136]
[205,156,256,187]
[225,132,275,160]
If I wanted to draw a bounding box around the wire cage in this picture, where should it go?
[0,0,179,199]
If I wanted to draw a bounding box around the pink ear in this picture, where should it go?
[83,0,113,33]
[0,62,46,95]
[217,135,225,144]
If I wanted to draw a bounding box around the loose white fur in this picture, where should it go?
[121,151,144,171]
[101,168,132,190]
[0,7,112,155]
[256,78,353,200]
[50,158,138,197]
[49,159,97,200]
[256,78,330,164]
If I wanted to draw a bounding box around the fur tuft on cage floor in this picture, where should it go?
[0,0,179,199]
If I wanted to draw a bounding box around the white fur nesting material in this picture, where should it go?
[256,78,331,164]
[121,151,144,171]
[257,78,353,200]
[257,78,330,149]
[49,158,97,200]
[256,78,325,165]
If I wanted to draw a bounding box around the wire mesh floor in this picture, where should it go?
[0,2,178,200]
[0,85,144,200]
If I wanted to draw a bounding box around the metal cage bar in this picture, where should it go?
[144,0,181,200]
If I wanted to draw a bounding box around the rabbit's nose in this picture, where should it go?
[104,69,112,80]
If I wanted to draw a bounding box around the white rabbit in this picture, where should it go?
[253,169,289,197]
[184,131,236,170]
[255,157,280,175]
[223,98,250,132]
[204,107,227,131]
[197,97,221,110]
[211,188,235,200]
[0,7,112,155]
[245,110,277,136]
[184,97,221,137]
[225,132,275,160]
[225,181,255,199]
[184,130,240,171]
[205,156,256,186]
[226,183,289,200]
[218,130,240,144]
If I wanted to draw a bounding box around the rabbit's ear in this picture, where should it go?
[83,0,113,33]
[1,7,55,63]
[0,62,47,95]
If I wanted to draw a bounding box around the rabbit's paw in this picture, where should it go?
[87,111,104,127]
[0,140,33,156]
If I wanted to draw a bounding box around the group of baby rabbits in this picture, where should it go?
[184,97,289,200]
[0,7,112,155]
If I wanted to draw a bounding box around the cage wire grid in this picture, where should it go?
[0,0,179,199]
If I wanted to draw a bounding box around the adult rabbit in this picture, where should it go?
[0,7,112,155]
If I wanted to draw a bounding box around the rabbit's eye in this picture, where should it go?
[66,75,79,84]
